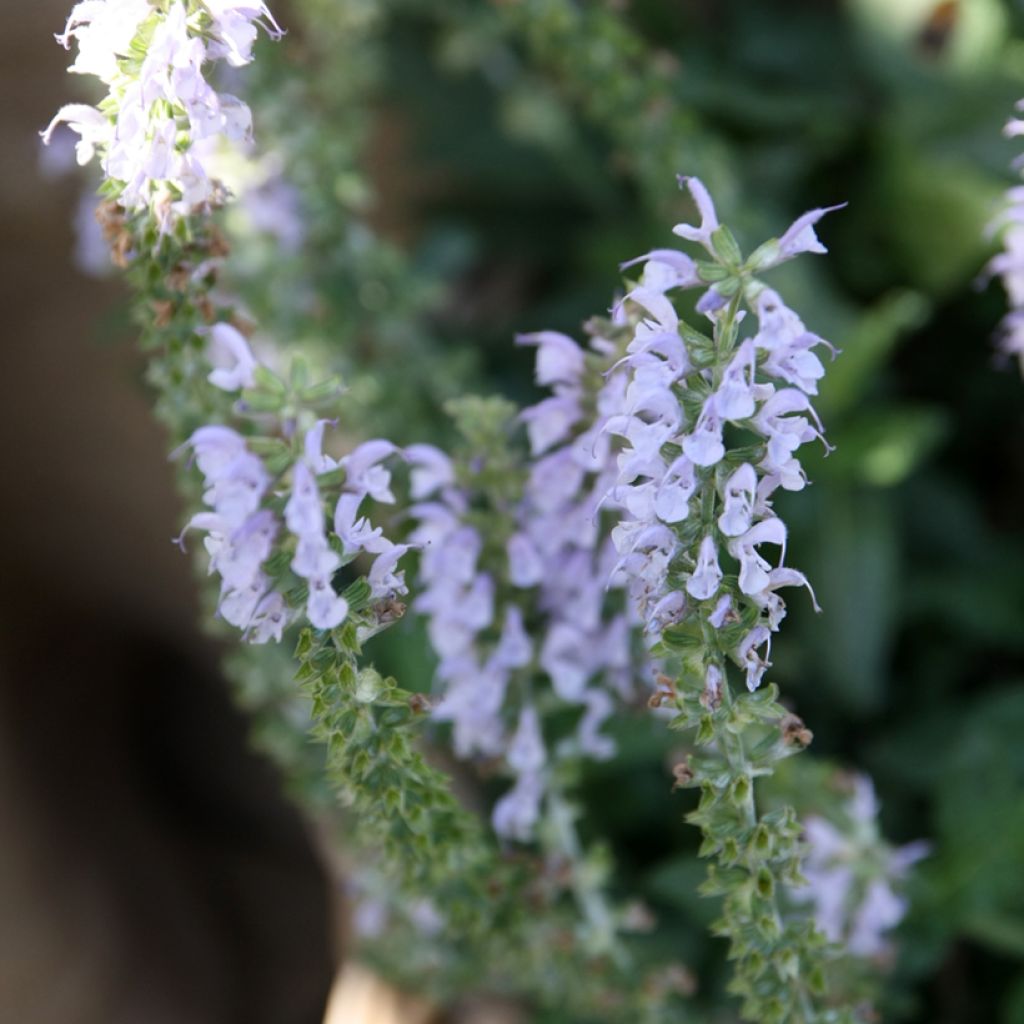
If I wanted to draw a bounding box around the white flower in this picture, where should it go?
[205,323,257,391]
[516,331,586,386]
[57,0,154,84]
[718,463,758,537]
[672,175,720,252]
[41,104,110,165]
[686,535,722,601]
[682,396,725,468]
[736,626,772,692]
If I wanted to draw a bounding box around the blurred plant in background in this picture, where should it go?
[45,0,1024,1021]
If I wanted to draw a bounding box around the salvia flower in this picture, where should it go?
[408,318,643,842]
[44,0,282,226]
[178,389,409,642]
[792,775,929,958]
[606,176,833,693]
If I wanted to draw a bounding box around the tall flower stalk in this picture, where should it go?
[602,177,859,1023]
[404,311,642,956]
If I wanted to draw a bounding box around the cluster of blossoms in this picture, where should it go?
[606,177,839,695]
[988,102,1024,374]
[43,0,282,228]
[793,775,929,959]
[46,1,414,644]
[179,324,411,640]
[406,320,643,841]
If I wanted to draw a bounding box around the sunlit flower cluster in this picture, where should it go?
[43,0,282,227]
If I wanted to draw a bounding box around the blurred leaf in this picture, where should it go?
[870,146,1002,294]
[820,403,949,488]
[1003,971,1024,1024]
[645,855,718,929]
[930,688,1024,958]
[816,290,930,420]
[790,486,899,713]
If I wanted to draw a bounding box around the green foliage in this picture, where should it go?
[297,619,500,903]
[670,677,851,1024]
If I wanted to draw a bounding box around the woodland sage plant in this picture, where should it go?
[46,2,923,1021]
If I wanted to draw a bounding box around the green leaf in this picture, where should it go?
[711,224,743,266]
[815,290,929,420]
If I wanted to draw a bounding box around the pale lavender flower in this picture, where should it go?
[493,606,533,669]
[729,518,787,597]
[753,289,830,395]
[771,205,846,266]
[340,439,399,504]
[507,532,544,587]
[736,626,772,692]
[246,591,289,643]
[576,690,615,761]
[714,339,757,420]
[492,707,546,841]
[409,319,643,841]
[405,444,455,500]
[620,249,701,292]
[794,775,929,959]
[516,331,586,386]
[285,461,347,629]
[205,323,258,391]
[492,771,545,843]
[179,426,282,632]
[672,175,720,253]
[46,0,282,225]
[41,105,110,166]
[520,394,582,455]
[204,0,285,67]
[718,463,758,537]
[681,398,725,467]
[72,189,115,277]
[686,536,722,601]
[367,543,410,601]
